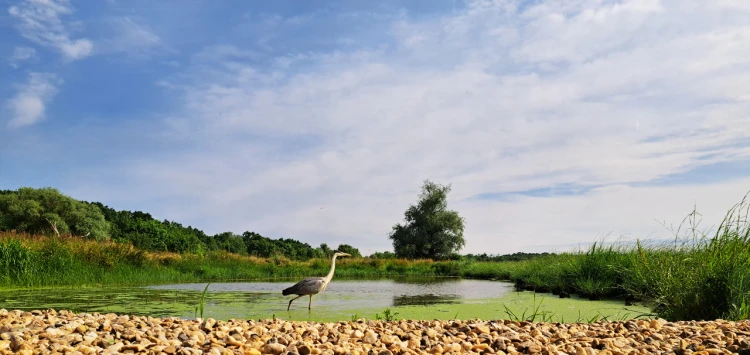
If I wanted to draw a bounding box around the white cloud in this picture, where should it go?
[8,46,37,67]
[6,72,62,128]
[8,0,93,61]
[8,0,166,62]
[85,0,750,254]
[96,17,164,59]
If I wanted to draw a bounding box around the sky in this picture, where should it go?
[2,0,750,256]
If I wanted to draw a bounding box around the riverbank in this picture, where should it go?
[1,195,749,322]
[0,231,451,288]
[464,195,750,322]
[2,308,748,355]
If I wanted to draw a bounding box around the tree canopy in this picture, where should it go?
[0,187,361,260]
[388,180,466,260]
[335,243,362,258]
[0,187,110,240]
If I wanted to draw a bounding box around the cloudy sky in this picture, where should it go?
[2,0,750,255]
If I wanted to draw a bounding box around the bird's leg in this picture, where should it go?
[308,295,313,309]
[287,295,304,311]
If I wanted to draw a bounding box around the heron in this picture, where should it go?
[282,251,351,310]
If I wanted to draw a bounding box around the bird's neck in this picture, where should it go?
[324,254,338,284]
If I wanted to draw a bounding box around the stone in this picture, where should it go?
[0,308,748,355]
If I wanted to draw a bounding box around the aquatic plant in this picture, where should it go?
[501,292,554,323]
[194,282,211,319]
[374,308,400,322]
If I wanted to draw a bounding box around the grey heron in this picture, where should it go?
[282,251,351,310]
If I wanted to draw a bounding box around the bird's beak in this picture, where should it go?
[342,253,351,256]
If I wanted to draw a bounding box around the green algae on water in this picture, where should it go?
[0,279,653,323]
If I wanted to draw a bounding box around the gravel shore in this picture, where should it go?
[1,308,748,355]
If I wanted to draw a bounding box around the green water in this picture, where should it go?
[0,277,654,322]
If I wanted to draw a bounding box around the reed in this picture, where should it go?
[0,232,456,287]
[460,193,750,321]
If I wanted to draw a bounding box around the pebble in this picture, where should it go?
[0,309,749,354]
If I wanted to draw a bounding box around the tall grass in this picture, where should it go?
[621,194,750,321]
[0,231,458,288]
[460,193,750,321]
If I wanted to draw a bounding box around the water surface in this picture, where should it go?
[0,277,653,322]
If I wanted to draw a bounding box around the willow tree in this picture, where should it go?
[388,180,466,260]
[0,187,110,240]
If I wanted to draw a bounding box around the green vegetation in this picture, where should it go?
[334,244,363,258]
[342,293,650,324]
[0,187,110,240]
[460,193,750,321]
[389,180,466,260]
[0,282,653,324]
[501,292,554,323]
[0,231,458,288]
[0,187,360,259]
[2,186,750,322]
[194,282,211,319]
[462,252,556,262]
[374,308,400,321]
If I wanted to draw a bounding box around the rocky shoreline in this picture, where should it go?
[0,309,748,355]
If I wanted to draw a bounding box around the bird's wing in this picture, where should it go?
[283,277,326,295]
[297,277,325,289]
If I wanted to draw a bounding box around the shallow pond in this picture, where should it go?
[0,277,654,323]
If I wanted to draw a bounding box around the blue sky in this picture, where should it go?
[2,0,750,255]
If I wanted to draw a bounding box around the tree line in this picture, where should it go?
[1,183,554,261]
[0,187,360,260]
[462,252,556,262]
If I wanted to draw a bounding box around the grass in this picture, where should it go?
[335,291,653,324]
[501,292,554,323]
[351,299,641,324]
[1,193,749,322]
[194,282,211,319]
[461,192,750,322]
[0,231,458,289]
[374,307,400,322]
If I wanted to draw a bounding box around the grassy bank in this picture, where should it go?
[0,231,455,288]
[460,194,750,321]
[1,194,749,322]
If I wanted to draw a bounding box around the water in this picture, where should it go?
[149,276,516,309]
[0,277,651,322]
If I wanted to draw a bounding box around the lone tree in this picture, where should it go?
[388,180,466,260]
